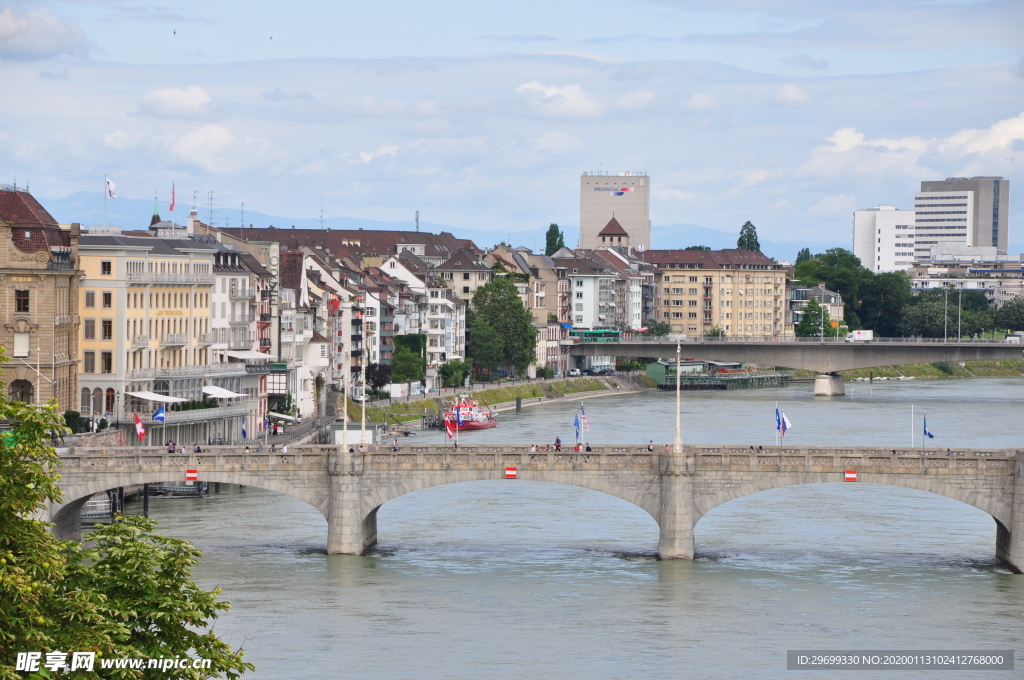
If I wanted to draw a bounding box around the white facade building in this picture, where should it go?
[913,190,975,262]
[852,206,917,273]
[580,172,650,250]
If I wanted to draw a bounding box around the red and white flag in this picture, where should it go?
[505,467,517,479]
[185,469,198,482]
[845,470,857,482]
[444,414,454,439]
[134,413,146,438]
[169,182,175,212]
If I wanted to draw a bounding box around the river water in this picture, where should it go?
[124,377,1024,679]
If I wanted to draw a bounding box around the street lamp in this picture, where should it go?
[673,340,682,454]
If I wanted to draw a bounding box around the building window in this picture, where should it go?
[101,351,113,373]
[576,292,583,299]
[8,380,33,404]
[85,291,95,308]
[102,292,112,308]
[689,276,697,283]
[102,320,113,340]
[84,319,96,339]
[688,312,697,319]
[84,351,96,373]
[463,272,470,280]
[463,286,470,294]
[105,388,115,413]
[13,332,29,357]
[101,261,112,275]
[15,290,29,313]
[672,312,683,318]
[688,300,697,307]
[663,311,670,318]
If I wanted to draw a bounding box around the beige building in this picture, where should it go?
[642,249,793,337]
[0,188,81,409]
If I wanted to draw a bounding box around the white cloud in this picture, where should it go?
[809,194,855,215]
[939,111,1024,156]
[681,93,718,111]
[774,83,810,105]
[358,144,398,164]
[138,86,215,119]
[0,6,87,61]
[104,130,137,151]
[615,89,653,110]
[781,54,829,70]
[530,131,583,154]
[172,124,238,173]
[514,81,602,118]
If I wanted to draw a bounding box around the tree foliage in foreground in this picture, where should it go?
[0,346,253,679]
[995,297,1024,331]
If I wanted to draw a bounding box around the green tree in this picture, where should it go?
[703,325,725,337]
[0,345,253,679]
[794,298,846,338]
[62,410,82,433]
[467,319,503,378]
[995,297,1024,331]
[471,278,537,375]
[858,270,912,337]
[736,221,760,252]
[795,247,811,265]
[391,345,425,383]
[641,320,671,337]
[544,223,565,256]
[438,359,471,387]
[684,245,710,251]
[794,248,873,328]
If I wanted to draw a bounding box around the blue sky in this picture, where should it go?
[2,0,1023,248]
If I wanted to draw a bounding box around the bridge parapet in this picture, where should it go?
[60,444,1018,476]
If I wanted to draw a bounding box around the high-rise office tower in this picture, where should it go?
[917,176,1008,254]
[852,206,917,273]
[579,172,650,250]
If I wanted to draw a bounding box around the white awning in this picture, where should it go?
[126,391,187,403]
[226,350,275,360]
[268,411,297,421]
[202,385,247,399]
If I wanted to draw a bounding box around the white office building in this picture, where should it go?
[852,206,917,273]
[919,176,1008,253]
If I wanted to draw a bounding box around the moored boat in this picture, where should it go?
[444,396,497,430]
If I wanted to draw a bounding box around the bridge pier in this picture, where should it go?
[658,448,695,560]
[995,453,1024,573]
[326,449,377,555]
[813,373,845,396]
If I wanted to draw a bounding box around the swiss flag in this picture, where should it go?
[444,415,454,439]
[134,413,146,439]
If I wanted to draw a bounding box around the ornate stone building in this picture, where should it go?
[0,187,81,409]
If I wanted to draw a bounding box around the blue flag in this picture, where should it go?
[153,406,165,423]
[455,405,465,427]
[574,411,581,440]
[923,416,934,439]
[775,405,781,432]
[242,416,247,440]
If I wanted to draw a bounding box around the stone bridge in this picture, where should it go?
[570,339,1024,394]
[49,443,1024,572]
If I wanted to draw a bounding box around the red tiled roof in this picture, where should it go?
[642,248,781,269]
[597,217,628,237]
[0,190,69,255]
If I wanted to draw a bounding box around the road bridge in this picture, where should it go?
[49,443,1024,572]
[568,338,1024,395]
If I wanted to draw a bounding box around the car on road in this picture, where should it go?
[568,368,581,376]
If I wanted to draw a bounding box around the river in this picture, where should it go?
[123,377,1024,679]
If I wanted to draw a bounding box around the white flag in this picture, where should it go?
[105,177,117,199]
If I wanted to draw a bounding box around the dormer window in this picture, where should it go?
[24,231,31,239]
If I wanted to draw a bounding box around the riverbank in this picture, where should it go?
[793,359,1024,380]
[336,376,655,426]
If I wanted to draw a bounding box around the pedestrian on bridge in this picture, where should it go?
[555,437,562,451]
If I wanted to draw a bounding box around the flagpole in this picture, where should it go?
[674,341,682,454]
[103,174,108,227]
[911,404,914,449]
[775,402,779,446]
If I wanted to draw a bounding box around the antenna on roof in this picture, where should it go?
[415,210,419,232]
[241,202,245,241]
[320,196,324,231]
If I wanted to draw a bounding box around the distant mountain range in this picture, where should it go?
[42,191,1021,263]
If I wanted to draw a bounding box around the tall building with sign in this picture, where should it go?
[579,172,650,250]
[0,187,81,410]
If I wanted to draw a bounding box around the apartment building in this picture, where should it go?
[852,205,917,273]
[0,187,81,410]
[642,249,792,337]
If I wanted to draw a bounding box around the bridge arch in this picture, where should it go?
[50,471,330,541]
[692,474,1012,530]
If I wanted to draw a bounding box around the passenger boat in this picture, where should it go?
[444,396,498,431]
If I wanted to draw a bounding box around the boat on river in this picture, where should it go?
[444,396,497,431]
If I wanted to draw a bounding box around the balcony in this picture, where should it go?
[198,332,215,345]
[350,349,363,358]
[126,272,215,285]
[331,370,346,380]
[351,334,363,342]
[161,333,188,346]
[244,363,270,375]
[230,288,255,300]
[261,290,271,299]
[229,314,255,325]
[125,402,253,424]
[228,338,252,350]
[260,313,272,321]
[260,338,272,347]
[131,335,150,348]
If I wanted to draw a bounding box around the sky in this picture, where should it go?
[2,0,1023,250]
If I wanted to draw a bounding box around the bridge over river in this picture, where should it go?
[569,338,1024,394]
[50,443,1024,573]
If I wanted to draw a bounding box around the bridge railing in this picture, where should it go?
[58,444,1019,477]
[608,336,1018,345]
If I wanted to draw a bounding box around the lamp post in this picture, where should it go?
[674,340,682,454]
[944,287,949,343]
[342,350,349,451]
[958,288,962,340]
